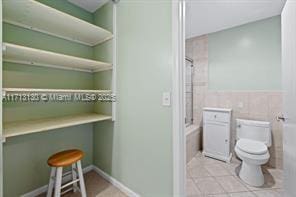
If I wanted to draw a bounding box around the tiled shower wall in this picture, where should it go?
[186,126,201,163]
[186,35,283,169]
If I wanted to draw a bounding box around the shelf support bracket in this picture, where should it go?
[2,43,6,52]
[1,137,6,144]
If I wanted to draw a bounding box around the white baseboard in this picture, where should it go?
[21,185,48,197]
[92,165,140,197]
[21,165,93,197]
[21,165,139,197]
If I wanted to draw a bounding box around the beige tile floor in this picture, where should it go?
[38,171,127,197]
[187,152,283,197]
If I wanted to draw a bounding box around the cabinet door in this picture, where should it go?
[204,122,229,158]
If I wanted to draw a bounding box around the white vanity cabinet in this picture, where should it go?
[203,108,232,162]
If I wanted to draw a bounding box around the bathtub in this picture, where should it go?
[186,125,202,163]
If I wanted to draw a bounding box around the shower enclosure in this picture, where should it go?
[185,57,194,127]
[185,56,201,163]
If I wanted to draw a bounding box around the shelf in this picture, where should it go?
[3,88,111,94]
[3,0,113,46]
[3,43,112,73]
[3,113,112,138]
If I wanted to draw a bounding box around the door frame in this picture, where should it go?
[0,1,3,196]
[281,1,296,196]
[172,0,186,196]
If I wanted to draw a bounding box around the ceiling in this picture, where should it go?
[186,0,286,39]
[67,0,109,13]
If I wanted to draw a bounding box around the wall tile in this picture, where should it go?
[218,92,234,109]
[186,129,201,163]
[248,92,269,120]
[232,92,250,114]
[193,92,205,110]
[205,92,219,107]
[268,92,283,131]
[272,129,283,148]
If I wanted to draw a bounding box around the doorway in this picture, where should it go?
[177,0,292,196]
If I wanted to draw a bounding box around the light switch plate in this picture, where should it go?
[162,92,171,106]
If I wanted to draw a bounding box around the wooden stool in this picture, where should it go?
[46,149,87,197]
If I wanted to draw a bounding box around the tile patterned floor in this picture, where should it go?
[38,171,127,197]
[187,152,283,197]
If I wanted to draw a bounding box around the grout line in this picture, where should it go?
[252,190,259,197]
[188,153,283,197]
[190,178,203,195]
[188,153,283,196]
[200,156,249,195]
[211,175,229,195]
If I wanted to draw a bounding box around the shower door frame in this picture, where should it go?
[185,57,194,127]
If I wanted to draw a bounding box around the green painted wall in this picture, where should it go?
[3,23,94,59]
[3,61,94,122]
[93,1,174,196]
[4,125,93,197]
[2,1,96,196]
[208,16,281,90]
[37,0,94,24]
[93,2,113,116]
[3,1,174,196]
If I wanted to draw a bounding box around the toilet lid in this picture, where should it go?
[237,139,268,155]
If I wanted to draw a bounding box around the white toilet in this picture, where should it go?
[235,119,271,187]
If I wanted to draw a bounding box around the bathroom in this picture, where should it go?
[185,2,284,196]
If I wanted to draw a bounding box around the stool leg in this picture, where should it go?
[71,163,78,192]
[77,160,87,197]
[47,167,56,197]
[54,167,63,197]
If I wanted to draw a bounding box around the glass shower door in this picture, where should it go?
[185,58,193,126]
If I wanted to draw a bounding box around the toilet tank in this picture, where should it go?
[236,119,272,147]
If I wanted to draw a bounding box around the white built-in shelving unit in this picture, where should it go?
[3,88,111,94]
[2,0,116,139]
[4,113,112,138]
[3,0,113,46]
[3,43,112,72]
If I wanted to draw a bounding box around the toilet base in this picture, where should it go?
[239,161,264,187]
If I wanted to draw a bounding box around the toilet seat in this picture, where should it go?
[235,139,270,165]
[236,139,268,155]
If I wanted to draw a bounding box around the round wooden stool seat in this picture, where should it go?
[47,149,84,167]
